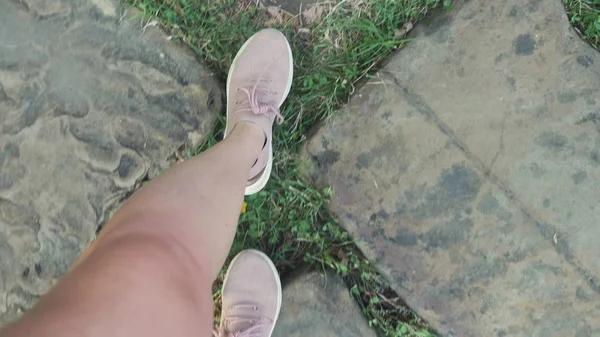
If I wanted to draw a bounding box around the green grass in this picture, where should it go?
[124,0,448,335]
[564,0,600,49]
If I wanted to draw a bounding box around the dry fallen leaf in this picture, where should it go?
[394,22,414,38]
[302,4,326,25]
[264,6,296,27]
[142,19,159,33]
[298,27,310,35]
[174,149,185,163]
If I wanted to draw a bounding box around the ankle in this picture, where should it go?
[228,122,266,152]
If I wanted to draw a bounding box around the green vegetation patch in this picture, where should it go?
[564,0,600,49]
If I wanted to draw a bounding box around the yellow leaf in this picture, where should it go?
[240,201,247,214]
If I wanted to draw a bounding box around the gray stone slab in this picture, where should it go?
[0,0,221,323]
[272,272,377,337]
[303,0,600,336]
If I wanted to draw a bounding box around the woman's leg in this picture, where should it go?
[0,28,293,337]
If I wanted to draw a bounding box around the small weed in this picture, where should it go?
[124,0,444,335]
[564,0,600,49]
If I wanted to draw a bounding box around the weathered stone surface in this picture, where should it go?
[0,0,221,323]
[272,272,377,337]
[304,0,600,336]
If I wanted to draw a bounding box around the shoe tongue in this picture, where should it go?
[225,317,255,334]
[223,304,263,335]
[238,82,278,105]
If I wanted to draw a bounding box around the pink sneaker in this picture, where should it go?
[224,29,294,195]
[217,250,282,337]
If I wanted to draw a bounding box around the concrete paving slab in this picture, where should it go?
[387,0,600,288]
[304,0,600,335]
[0,0,221,323]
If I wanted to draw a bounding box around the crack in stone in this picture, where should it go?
[489,110,509,171]
[576,110,600,132]
[380,69,600,295]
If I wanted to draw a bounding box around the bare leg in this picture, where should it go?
[0,123,264,337]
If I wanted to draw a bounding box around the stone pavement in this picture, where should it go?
[304,0,600,336]
[272,271,376,337]
[0,0,220,323]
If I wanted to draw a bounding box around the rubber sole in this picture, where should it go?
[221,249,282,337]
[225,29,294,195]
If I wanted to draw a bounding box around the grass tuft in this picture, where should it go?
[124,0,447,335]
[564,0,600,49]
